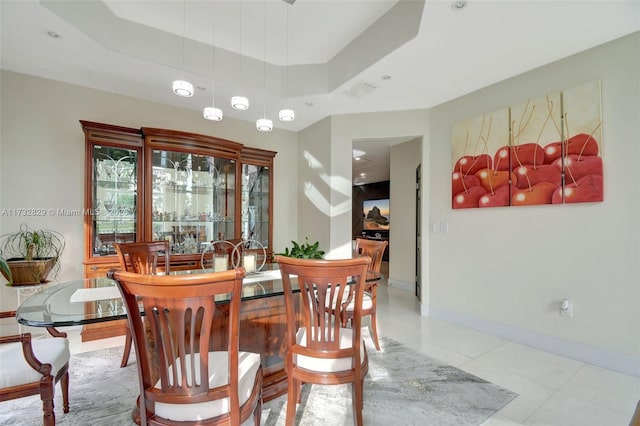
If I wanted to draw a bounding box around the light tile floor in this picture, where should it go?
[65,263,639,426]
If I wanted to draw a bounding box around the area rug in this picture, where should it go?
[0,337,517,425]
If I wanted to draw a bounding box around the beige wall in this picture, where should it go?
[389,137,421,291]
[297,117,336,257]
[331,111,430,263]
[0,71,298,310]
[426,32,639,375]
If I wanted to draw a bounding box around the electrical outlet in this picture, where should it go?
[560,299,573,317]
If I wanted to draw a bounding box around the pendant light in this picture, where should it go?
[278,3,295,122]
[203,2,222,121]
[172,0,194,97]
[257,0,273,132]
[231,1,249,110]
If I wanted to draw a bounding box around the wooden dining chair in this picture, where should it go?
[114,241,170,368]
[107,268,263,426]
[343,237,388,350]
[0,311,70,426]
[274,255,370,426]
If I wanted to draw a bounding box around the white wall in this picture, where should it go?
[388,137,421,292]
[330,111,429,269]
[426,32,639,375]
[297,117,334,256]
[0,70,298,310]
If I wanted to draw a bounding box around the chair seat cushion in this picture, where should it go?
[0,337,70,388]
[326,292,373,311]
[345,293,373,311]
[295,328,366,373]
[154,351,261,422]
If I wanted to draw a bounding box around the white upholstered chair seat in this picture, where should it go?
[0,337,69,388]
[295,328,366,373]
[154,351,261,422]
[344,293,373,312]
[325,291,373,311]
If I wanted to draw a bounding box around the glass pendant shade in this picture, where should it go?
[231,96,249,110]
[172,79,194,97]
[256,118,273,132]
[203,106,223,121]
[278,109,295,122]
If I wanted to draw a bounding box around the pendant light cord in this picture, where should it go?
[211,2,215,105]
[181,0,186,78]
[239,1,244,95]
[263,0,267,119]
[285,4,289,99]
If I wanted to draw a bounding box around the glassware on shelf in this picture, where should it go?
[103,197,114,214]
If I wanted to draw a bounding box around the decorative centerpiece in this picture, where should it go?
[0,224,65,285]
[201,238,267,274]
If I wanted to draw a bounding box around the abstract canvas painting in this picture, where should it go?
[451,81,603,209]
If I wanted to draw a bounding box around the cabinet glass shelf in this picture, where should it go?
[151,150,236,255]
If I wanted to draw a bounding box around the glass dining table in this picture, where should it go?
[16,264,285,328]
[16,263,381,403]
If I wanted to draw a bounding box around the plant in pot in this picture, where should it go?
[276,237,325,259]
[0,224,65,286]
[0,255,12,284]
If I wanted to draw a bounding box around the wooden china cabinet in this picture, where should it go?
[80,121,276,342]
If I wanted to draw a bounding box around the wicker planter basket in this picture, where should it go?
[5,257,57,286]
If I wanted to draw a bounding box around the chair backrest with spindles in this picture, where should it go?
[108,268,253,425]
[114,241,170,274]
[354,238,388,273]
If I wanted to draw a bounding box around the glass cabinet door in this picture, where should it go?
[241,164,270,249]
[150,149,236,255]
[91,145,139,256]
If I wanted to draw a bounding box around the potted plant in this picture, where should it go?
[0,224,65,286]
[0,255,12,284]
[276,237,325,259]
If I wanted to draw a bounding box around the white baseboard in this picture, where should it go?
[426,305,639,377]
[388,278,413,293]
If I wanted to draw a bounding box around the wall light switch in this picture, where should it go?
[439,221,449,234]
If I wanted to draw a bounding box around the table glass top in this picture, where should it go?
[16,263,380,327]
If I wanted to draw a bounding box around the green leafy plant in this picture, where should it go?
[0,254,12,284]
[0,224,65,285]
[276,237,325,259]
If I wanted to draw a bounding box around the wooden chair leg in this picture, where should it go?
[40,377,55,426]
[285,376,298,426]
[369,311,381,351]
[61,371,70,413]
[120,327,133,368]
[352,379,364,426]
[254,393,262,426]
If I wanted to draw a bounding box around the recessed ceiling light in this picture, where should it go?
[355,157,361,161]
[452,0,466,10]
[47,31,61,39]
